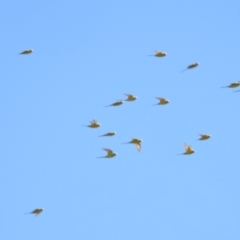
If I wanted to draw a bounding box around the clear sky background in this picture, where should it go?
[1,0,240,239]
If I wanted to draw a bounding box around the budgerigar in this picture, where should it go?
[149,50,167,57]
[98,132,116,137]
[85,120,101,128]
[98,148,117,158]
[105,101,123,107]
[124,94,137,101]
[181,62,199,72]
[20,49,33,54]
[198,134,211,140]
[25,208,44,216]
[179,143,195,155]
[154,97,170,105]
[123,138,142,152]
[221,81,240,88]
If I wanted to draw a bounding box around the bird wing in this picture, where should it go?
[184,143,189,151]
[186,146,193,153]
[102,148,113,154]
[135,143,141,152]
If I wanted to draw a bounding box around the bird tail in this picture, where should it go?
[180,69,187,73]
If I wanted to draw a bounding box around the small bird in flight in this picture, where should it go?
[149,50,167,57]
[25,208,44,216]
[98,132,116,137]
[20,49,33,54]
[85,120,101,128]
[181,62,199,72]
[221,81,240,88]
[105,100,123,107]
[198,134,211,140]
[154,97,170,105]
[179,143,195,155]
[124,94,137,101]
[98,148,117,158]
[123,138,142,152]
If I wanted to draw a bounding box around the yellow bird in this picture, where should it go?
[198,134,211,140]
[179,143,195,155]
[149,50,167,57]
[154,97,170,105]
[105,100,123,107]
[98,148,117,158]
[124,94,137,101]
[123,138,142,152]
[181,62,199,72]
[99,132,116,137]
[221,81,240,88]
[85,120,101,128]
[25,208,44,216]
[20,49,33,54]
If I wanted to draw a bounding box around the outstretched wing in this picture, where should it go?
[135,143,141,152]
[184,143,189,151]
[102,148,113,154]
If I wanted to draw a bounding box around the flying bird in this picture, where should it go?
[181,62,199,72]
[105,100,123,107]
[179,143,195,155]
[20,49,33,54]
[149,50,167,57]
[221,81,240,88]
[198,134,211,140]
[98,148,117,158]
[154,97,170,105]
[25,208,44,216]
[124,94,137,101]
[98,132,116,137]
[123,138,142,152]
[85,120,101,128]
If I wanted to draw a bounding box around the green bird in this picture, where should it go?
[124,94,137,101]
[221,81,240,88]
[154,97,170,105]
[123,138,142,152]
[85,120,101,128]
[105,100,123,107]
[149,50,167,57]
[98,132,116,137]
[25,208,44,216]
[20,49,33,54]
[98,148,117,158]
[179,143,195,155]
[198,134,211,140]
[181,62,199,72]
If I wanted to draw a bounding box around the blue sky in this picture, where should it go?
[1,0,240,239]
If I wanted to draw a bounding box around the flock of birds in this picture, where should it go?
[19,49,240,216]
